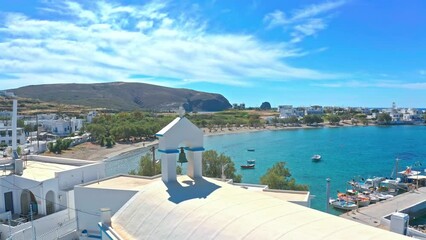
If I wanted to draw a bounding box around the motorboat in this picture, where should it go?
[330,199,357,211]
[241,164,255,169]
[348,177,385,192]
[247,159,255,164]
[311,155,321,161]
[374,192,394,200]
[247,148,255,152]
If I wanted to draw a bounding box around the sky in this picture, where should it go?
[0,0,425,108]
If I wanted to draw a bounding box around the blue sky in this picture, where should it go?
[0,0,425,108]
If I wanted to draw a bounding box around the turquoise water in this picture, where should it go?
[204,126,426,215]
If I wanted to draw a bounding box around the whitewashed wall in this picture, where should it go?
[74,186,137,234]
[55,163,106,191]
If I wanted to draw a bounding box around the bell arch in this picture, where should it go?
[156,115,204,182]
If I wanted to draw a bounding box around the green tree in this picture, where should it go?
[129,153,161,176]
[302,115,323,125]
[377,112,392,124]
[202,150,242,183]
[105,137,113,148]
[260,162,308,191]
[326,114,341,125]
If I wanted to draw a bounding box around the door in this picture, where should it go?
[4,191,14,214]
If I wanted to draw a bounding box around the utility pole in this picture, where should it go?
[36,114,39,153]
[326,178,331,213]
[151,146,155,175]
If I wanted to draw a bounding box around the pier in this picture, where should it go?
[340,187,426,229]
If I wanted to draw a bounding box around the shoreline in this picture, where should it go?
[52,122,424,161]
[203,122,371,137]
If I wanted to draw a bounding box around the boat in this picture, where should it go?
[247,159,255,164]
[348,177,385,192]
[241,164,255,169]
[311,155,321,161]
[247,148,255,152]
[330,199,357,211]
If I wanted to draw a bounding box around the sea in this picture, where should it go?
[204,125,426,215]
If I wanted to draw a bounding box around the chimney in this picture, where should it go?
[100,208,111,227]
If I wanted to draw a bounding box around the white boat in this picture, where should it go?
[311,155,321,161]
[247,159,255,164]
[330,199,357,211]
[374,192,394,200]
[348,177,385,192]
[362,191,379,203]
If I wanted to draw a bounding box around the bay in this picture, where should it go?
[204,126,426,215]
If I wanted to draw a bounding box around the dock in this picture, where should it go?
[340,187,426,229]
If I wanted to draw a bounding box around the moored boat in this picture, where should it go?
[241,164,255,169]
[330,199,357,211]
[311,155,321,161]
[247,159,255,164]
[247,148,255,152]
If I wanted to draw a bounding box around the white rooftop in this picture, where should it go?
[109,175,407,240]
[1,160,77,181]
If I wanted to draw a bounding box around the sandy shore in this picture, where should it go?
[202,122,367,136]
[51,122,371,161]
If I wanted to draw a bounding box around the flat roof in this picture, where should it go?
[234,183,308,202]
[84,175,158,190]
[1,161,77,181]
[110,176,406,240]
[260,189,308,202]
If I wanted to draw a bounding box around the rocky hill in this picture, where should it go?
[8,82,231,112]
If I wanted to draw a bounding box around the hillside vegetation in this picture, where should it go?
[8,82,232,112]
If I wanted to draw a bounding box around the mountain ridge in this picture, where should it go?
[8,82,232,112]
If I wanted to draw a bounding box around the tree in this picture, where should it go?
[326,114,341,125]
[260,162,308,191]
[129,153,161,176]
[377,112,392,124]
[202,150,242,183]
[302,115,323,125]
[259,102,272,110]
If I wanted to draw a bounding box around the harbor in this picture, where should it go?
[340,187,426,236]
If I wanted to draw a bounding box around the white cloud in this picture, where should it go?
[313,80,426,89]
[0,1,341,90]
[291,0,346,21]
[264,1,346,42]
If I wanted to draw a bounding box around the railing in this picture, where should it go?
[6,226,33,240]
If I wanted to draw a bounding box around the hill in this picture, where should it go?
[8,82,232,112]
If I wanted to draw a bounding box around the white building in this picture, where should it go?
[86,111,98,123]
[278,105,295,118]
[305,105,324,115]
[25,117,84,136]
[0,123,25,146]
[403,108,423,122]
[0,156,105,239]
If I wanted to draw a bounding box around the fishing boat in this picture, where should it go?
[311,155,321,161]
[247,159,255,164]
[330,199,357,211]
[241,164,255,169]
